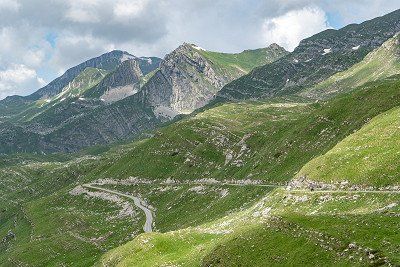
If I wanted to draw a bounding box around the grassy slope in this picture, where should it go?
[10,67,108,123]
[98,188,399,266]
[297,105,400,187]
[302,34,400,99]
[198,45,288,74]
[2,76,400,265]
[85,76,400,185]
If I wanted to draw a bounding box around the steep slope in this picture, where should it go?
[302,33,400,99]
[0,44,285,154]
[28,51,160,100]
[1,75,400,265]
[84,59,144,103]
[296,104,400,188]
[0,51,162,120]
[42,94,160,152]
[140,43,287,119]
[217,9,400,101]
[13,68,108,124]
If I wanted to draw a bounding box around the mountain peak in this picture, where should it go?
[267,43,284,50]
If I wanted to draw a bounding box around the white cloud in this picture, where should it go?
[0,64,45,99]
[0,0,399,98]
[114,0,149,21]
[0,0,20,11]
[65,0,101,23]
[49,33,117,74]
[262,6,330,51]
[22,49,46,67]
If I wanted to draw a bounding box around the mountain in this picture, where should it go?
[0,51,162,119]
[0,44,286,153]
[301,33,400,99]
[140,43,288,119]
[84,59,144,103]
[1,9,400,267]
[28,51,160,100]
[216,9,400,101]
[1,73,400,266]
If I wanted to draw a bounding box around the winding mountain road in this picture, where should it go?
[83,184,154,232]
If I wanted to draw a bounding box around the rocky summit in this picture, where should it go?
[0,43,286,153]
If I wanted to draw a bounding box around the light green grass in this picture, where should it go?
[198,45,288,74]
[302,34,400,99]
[297,105,400,187]
[98,188,399,266]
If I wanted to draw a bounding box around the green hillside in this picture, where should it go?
[1,74,400,265]
[302,34,400,99]
[297,105,400,187]
[83,76,400,185]
[198,43,288,74]
[98,188,399,266]
[1,15,400,265]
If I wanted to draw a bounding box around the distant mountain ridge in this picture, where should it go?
[0,51,162,117]
[0,43,285,153]
[29,50,160,100]
[217,9,400,101]
[301,33,400,99]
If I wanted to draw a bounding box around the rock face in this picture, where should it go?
[0,51,162,114]
[42,94,160,152]
[301,33,400,99]
[0,50,163,153]
[217,9,400,101]
[28,51,136,100]
[140,43,287,119]
[141,43,233,119]
[86,59,144,104]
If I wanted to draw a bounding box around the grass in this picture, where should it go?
[1,75,400,265]
[297,105,400,187]
[83,76,400,187]
[198,45,288,74]
[302,34,400,99]
[98,188,399,266]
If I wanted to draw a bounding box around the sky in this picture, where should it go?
[0,0,399,99]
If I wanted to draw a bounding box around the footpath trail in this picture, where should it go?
[83,184,154,232]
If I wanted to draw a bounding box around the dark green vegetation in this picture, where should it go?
[217,9,400,101]
[0,9,399,267]
[1,73,399,266]
[0,44,285,154]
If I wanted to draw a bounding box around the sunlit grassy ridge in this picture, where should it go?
[198,45,288,74]
[297,105,400,187]
[98,188,399,266]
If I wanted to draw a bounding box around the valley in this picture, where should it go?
[0,7,399,267]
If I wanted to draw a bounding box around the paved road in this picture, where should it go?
[83,184,154,232]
